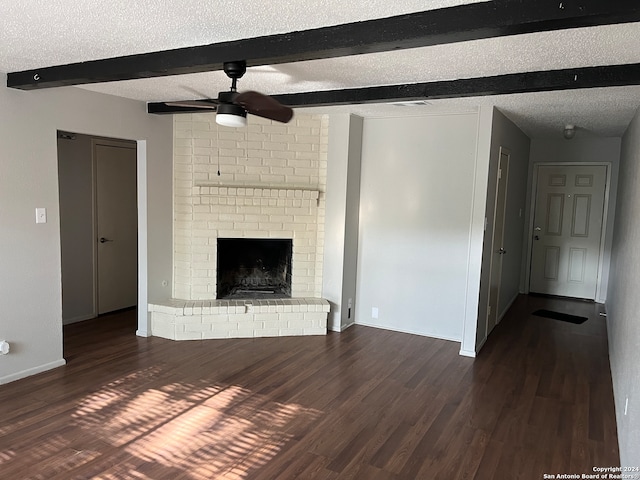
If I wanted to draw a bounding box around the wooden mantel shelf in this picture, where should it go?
[194,184,320,200]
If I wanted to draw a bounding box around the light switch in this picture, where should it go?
[35,207,47,224]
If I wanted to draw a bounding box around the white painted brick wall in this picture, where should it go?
[173,113,328,300]
[149,298,330,340]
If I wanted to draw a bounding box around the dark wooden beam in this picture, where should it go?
[8,0,640,90]
[147,63,640,114]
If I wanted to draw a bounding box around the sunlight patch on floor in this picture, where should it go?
[66,368,322,479]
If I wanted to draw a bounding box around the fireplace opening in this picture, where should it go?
[217,238,292,299]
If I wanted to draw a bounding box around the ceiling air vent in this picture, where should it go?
[391,100,432,107]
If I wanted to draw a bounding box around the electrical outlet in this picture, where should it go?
[372,307,379,319]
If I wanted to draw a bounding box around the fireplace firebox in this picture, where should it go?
[217,238,292,299]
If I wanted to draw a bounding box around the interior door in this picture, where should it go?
[487,149,509,334]
[95,141,138,314]
[530,165,607,300]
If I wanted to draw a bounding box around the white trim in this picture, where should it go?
[137,141,149,337]
[90,140,99,319]
[525,162,611,300]
[486,146,511,336]
[498,292,519,324]
[356,321,462,343]
[339,321,355,332]
[476,335,488,352]
[461,106,493,357]
[459,348,477,358]
[63,314,96,325]
[91,138,139,318]
[0,359,66,385]
[595,165,612,303]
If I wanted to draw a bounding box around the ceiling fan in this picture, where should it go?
[166,60,294,127]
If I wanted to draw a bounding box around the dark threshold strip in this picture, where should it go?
[533,309,588,325]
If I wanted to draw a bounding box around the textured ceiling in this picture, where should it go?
[2,0,640,138]
[0,0,483,71]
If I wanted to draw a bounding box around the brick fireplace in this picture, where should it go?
[149,113,330,340]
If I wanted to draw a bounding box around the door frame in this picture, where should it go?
[486,147,510,335]
[524,162,612,301]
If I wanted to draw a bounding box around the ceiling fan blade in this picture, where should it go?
[165,100,218,110]
[234,91,293,123]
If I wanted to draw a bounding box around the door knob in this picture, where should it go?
[99,237,113,243]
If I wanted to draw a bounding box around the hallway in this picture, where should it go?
[476,294,618,476]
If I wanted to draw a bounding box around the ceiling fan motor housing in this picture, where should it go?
[223,61,246,80]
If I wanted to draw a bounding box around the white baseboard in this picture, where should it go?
[474,335,488,355]
[459,348,477,358]
[340,321,355,331]
[63,314,96,325]
[136,329,150,337]
[356,321,461,343]
[0,359,66,385]
[498,293,520,323]
[328,321,355,332]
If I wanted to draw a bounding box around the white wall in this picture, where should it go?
[356,112,482,342]
[526,137,621,302]
[606,107,640,467]
[0,79,173,384]
[476,108,530,348]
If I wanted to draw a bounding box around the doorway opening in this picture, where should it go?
[57,131,138,325]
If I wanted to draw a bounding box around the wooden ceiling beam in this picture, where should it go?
[147,63,640,114]
[8,0,640,90]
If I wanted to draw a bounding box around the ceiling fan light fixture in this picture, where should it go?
[216,102,247,127]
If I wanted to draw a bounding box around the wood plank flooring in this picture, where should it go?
[0,295,619,479]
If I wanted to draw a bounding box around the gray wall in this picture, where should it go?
[323,114,363,331]
[606,107,640,467]
[341,116,363,330]
[526,137,621,302]
[356,112,481,341]
[57,133,95,324]
[0,78,173,384]
[476,108,530,348]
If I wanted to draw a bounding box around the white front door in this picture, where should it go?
[95,141,138,314]
[530,165,607,300]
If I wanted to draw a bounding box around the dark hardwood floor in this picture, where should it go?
[0,295,619,479]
